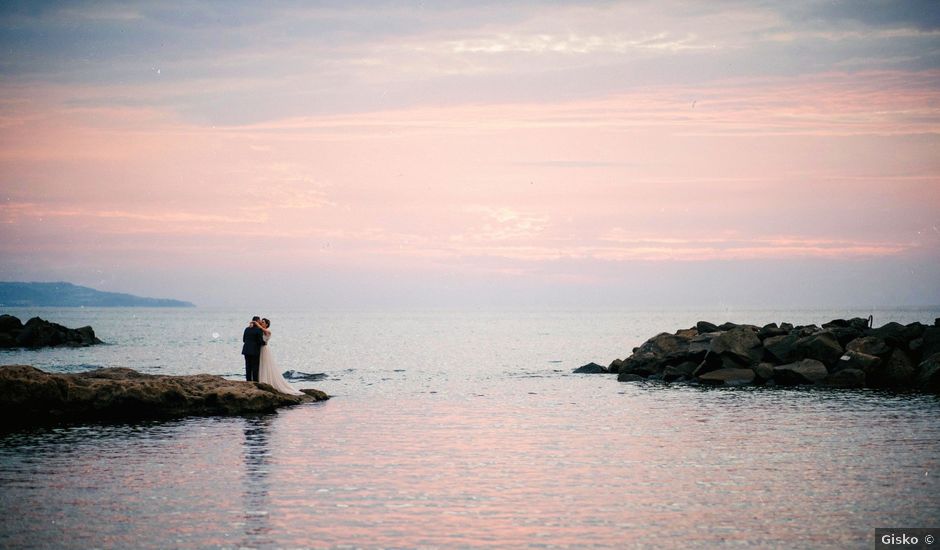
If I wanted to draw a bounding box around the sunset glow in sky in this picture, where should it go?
[1,1,939,308]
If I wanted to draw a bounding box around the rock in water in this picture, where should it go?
[0,316,103,349]
[282,370,328,381]
[915,354,940,392]
[0,365,329,428]
[827,368,866,388]
[794,331,844,367]
[697,368,756,386]
[709,326,762,365]
[773,359,829,385]
[573,362,608,374]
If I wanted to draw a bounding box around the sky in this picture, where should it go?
[1,0,939,309]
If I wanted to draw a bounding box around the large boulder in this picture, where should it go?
[824,326,865,348]
[696,321,720,333]
[617,332,695,379]
[914,353,940,393]
[697,368,756,386]
[845,336,890,358]
[834,350,882,375]
[916,327,940,361]
[0,365,329,427]
[826,368,866,388]
[608,358,624,374]
[0,314,23,333]
[662,361,698,382]
[773,359,829,385]
[794,331,844,367]
[12,317,103,348]
[709,327,762,365]
[823,318,870,331]
[866,322,925,349]
[764,334,801,364]
[869,349,916,388]
[753,362,775,383]
[757,323,788,340]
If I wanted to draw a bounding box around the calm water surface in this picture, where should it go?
[1,308,938,548]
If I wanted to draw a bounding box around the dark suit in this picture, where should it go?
[242,326,266,382]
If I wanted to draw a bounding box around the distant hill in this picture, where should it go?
[0,282,195,308]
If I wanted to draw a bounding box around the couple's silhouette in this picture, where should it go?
[241,316,303,395]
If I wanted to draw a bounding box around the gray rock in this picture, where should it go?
[825,326,864,347]
[794,331,844,367]
[823,318,870,331]
[573,362,608,374]
[918,327,940,361]
[866,322,926,348]
[791,325,820,337]
[697,368,756,386]
[0,365,329,427]
[753,362,775,382]
[834,350,882,375]
[914,353,940,393]
[696,321,720,333]
[773,359,829,385]
[617,332,695,377]
[11,316,103,349]
[872,349,916,388]
[846,336,890,358]
[827,368,866,388]
[282,370,328,381]
[0,314,23,333]
[764,334,801,364]
[663,361,698,382]
[758,323,788,340]
[608,358,624,374]
[709,327,762,365]
[688,332,718,354]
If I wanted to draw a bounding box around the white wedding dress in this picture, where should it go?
[258,333,304,396]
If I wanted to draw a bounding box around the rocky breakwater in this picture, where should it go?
[599,318,940,392]
[0,365,329,427]
[0,315,103,349]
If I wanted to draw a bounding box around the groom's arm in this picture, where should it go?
[257,330,266,346]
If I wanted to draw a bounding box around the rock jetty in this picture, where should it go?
[0,315,103,349]
[582,318,940,392]
[0,365,329,427]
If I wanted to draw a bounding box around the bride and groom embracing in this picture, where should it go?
[241,315,304,396]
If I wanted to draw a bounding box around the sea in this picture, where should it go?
[0,307,938,549]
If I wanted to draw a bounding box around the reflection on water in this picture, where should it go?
[1,308,939,548]
[1,380,935,548]
[240,416,273,548]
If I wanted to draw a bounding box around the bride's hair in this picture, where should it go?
[263,318,271,328]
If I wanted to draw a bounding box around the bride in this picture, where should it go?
[255,318,304,396]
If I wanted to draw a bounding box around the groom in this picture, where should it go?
[242,315,266,382]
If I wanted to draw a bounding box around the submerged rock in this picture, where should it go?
[0,365,329,428]
[573,362,608,374]
[282,370,328,381]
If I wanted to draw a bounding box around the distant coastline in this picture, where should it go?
[0,282,195,308]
